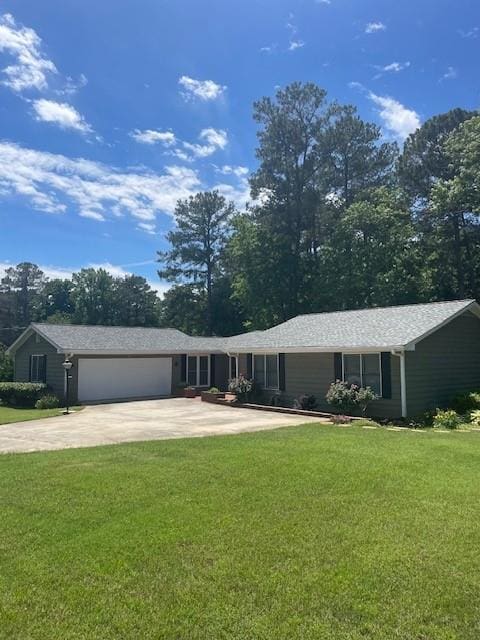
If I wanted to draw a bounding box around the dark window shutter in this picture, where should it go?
[381,352,392,399]
[279,353,286,391]
[180,354,186,382]
[334,352,342,381]
[29,355,32,382]
[210,354,216,387]
[246,353,253,378]
[40,355,47,383]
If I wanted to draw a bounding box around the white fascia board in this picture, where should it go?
[228,345,406,354]
[68,349,225,356]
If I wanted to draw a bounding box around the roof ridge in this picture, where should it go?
[32,322,186,332]
[291,299,475,320]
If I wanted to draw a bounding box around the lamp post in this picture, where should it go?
[62,359,73,414]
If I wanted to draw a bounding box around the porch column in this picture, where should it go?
[399,351,407,418]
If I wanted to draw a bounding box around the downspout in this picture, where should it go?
[391,350,407,419]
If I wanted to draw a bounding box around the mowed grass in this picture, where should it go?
[0,405,83,425]
[2,424,480,639]
[0,405,65,424]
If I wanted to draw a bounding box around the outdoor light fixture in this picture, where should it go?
[62,359,73,414]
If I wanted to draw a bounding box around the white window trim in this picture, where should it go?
[30,354,47,383]
[186,354,211,388]
[341,352,382,397]
[229,355,238,380]
[253,353,279,390]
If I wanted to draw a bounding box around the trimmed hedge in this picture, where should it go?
[0,382,49,408]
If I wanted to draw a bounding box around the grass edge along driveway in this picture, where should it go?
[1,422,480,639]
[0,405,82,425]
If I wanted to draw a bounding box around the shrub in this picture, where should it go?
[326,381,358,413]
[356,386,378,416]
[0,382,48,408]
[35,394,60,410]
[451,391,480,414]
[0,343,13,382]
[326,380,378,415]
[468,409,480,427]
[293,394,318,411]
[228,374,253,402]
[433,409,462,430]
[207,387,220,394]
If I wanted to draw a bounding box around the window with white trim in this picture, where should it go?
[253,354,279,389]
[342,353,382,396]
[30,354,47,383]
[186,355,210,387]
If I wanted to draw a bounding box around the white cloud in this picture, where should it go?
[380,61,410,73]
[365,21,386,34]
[179,127,228,160]
[0,141,202,223]
[217,165,249,178]
[178,75,226,101]
[32,99,93,134]
[316,0,331,4]
[0,13,57,92]
[441,66,458,81]
[288,40,305,51]
[137,222,156,235]
[458,27,478,39]
[368,92,420,140]
[130,129,176,146]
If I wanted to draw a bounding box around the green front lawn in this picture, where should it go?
[0,405,66,424]
[2,424,480,639]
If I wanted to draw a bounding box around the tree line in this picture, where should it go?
[1,82,479,345]
[159,83,480,335]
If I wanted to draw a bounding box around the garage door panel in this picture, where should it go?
[78,358,172,402]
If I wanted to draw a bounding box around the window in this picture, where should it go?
[199,356,209,386]
[253,354,279,389]
[229,356,238,380]
[342,353,381,396]
[30,354,47,383]
[186,355,210,387]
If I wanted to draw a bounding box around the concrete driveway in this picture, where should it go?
[0,398,325,454]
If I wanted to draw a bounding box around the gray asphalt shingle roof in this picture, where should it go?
[224,299,477,351]
[24,299,477,354]
[32,324,226,353]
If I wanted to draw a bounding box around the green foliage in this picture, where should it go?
[326,380,378,415]
[228,374,253,402]
[293,394,318,411]
[0,382,48,408]
[451,391,480,414]
[207,387,220,394]
[0,343,13,381]
[468,409,480,427]
[158,191,235,335]
[326,380,359,413]
[35,394,60,410]
[433,409,462,430]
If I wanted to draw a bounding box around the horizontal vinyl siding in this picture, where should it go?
[406,311,480,416]
[284,352,402,418]
[14,333,66,399]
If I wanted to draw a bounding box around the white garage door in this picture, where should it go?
[78,357,172,402]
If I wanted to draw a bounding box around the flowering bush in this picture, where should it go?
[469,409,480,426]
[326,380,378,415]
[228,374,253,402]
[433,409,462,430]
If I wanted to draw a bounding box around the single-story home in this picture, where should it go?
[7,299,480,418]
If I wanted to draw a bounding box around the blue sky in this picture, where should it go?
[0,0,478,293]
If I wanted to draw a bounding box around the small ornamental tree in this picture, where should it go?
[356,386,378,416]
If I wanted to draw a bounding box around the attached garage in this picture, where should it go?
[77,357,172,402]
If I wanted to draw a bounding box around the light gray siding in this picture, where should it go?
[14,333,66,399]
[406,311,480,416]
